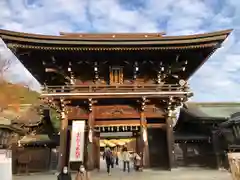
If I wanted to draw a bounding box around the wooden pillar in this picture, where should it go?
[140,112,150,167]
[212,130,222,169]
[134,130,141,155]
[11,143,18,174]
[93,131,100,171]
[166,110,175,170]
[86,98,95,171]
[58,107,68,171]
[140,97,150,168]
[87,112,94,170]
[182,142,188,166]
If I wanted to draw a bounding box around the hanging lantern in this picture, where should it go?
[88,129,93,143]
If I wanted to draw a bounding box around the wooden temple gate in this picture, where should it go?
[0,28,231,171]
[45,96,185,170]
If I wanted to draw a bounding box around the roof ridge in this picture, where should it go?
[186,102,240,105]
[0,28,232,41]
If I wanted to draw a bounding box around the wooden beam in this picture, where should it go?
[67,105,165,120]
[67,106,88,120]
[147,124,166,128]
[41,91,192,99]
[95,120,141,126]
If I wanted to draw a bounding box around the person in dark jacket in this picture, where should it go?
[103,146,113,175]
[58,166,72,180]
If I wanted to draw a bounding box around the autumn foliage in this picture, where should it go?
[0,80,39,112]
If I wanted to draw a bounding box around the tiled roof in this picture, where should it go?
[0,124,25,135]
[19,134,50,144]
[185,102,240,118]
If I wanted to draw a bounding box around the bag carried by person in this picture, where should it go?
[104,149,114,163]
[105,150,112,158]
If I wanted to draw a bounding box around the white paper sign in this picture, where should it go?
[0,150,12,180]
[69,121,85,162]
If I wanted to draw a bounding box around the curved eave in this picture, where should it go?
[6,43,218,51]
[0,29,232,48]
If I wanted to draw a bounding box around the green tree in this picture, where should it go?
[49,107,61,131]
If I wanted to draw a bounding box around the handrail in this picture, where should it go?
[41,84,189,93]
[45,84,180,88]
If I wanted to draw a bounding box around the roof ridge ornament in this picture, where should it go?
[59,32,166,38]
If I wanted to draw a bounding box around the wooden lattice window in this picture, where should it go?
[109,66,123,84]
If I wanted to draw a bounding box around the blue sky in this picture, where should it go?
[0,0,239,102]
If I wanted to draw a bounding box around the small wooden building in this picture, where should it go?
[15,134,59,174]
[175,102,240,169]
[0,104,58,174]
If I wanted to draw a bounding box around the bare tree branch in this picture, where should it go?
[0,51,14,80]
[17,79,36,91]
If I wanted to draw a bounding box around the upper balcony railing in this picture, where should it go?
[41,84,190,94]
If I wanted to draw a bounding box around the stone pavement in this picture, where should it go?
[13,159,232,180]
[13,168,232,180]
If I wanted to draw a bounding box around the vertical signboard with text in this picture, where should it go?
[69,120,85,162]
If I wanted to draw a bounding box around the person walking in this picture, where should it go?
[113,148,119,166]
[57,166,72,180]
[103,146,114,176]
[115,149,120,166]
[122,147,130,172]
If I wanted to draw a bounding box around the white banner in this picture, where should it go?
[69,120,85,162]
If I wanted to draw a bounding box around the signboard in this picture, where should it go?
[69,121,85,162]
